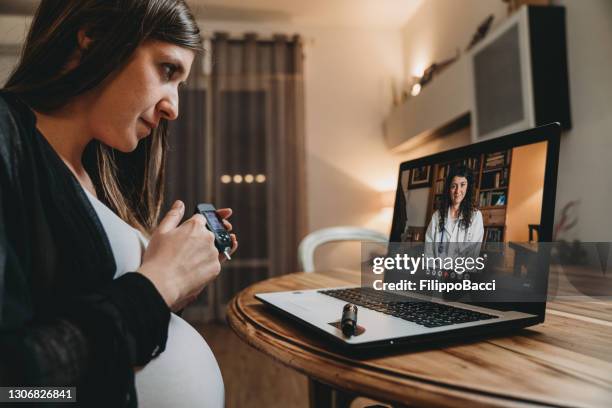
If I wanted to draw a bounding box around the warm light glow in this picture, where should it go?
[255,174,266,183]
[379,207,395,222]
[412,64,426,78]
[220,174,231,184]
[371,177,398,193]
[379,190,397,208]
[244,174,254,183]
[364,207,394,235]
[233,174,243,183]
[411,83,421,96]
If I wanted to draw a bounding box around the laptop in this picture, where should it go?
[256,123,561,350]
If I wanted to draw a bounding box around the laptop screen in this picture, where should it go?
[382,125,560,314]
[391,141,548,245]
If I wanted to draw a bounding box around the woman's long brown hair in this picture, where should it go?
[3,0,202,234]
[438,166,477,232]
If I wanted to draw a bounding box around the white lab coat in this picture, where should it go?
[425,208,484,258]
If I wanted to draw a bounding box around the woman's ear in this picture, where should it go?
[62,28,93,72]
[77,28,93,51]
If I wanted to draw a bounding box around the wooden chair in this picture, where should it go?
[528,224,540,242]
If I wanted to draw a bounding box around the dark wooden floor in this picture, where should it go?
[194,322,385,408]
[194,322,309,408]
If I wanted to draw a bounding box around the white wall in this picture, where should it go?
[0,15,30,44]
[401,0,612,241]
[405,187,430,227]
[0,15,31,84]
[553,0,612,241]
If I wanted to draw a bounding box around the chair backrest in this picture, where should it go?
[298,227,388,273]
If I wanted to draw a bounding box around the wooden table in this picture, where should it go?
[226,270,612,407]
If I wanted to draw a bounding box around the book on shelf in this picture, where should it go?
[480,169,509,189]
[484,151,510,169]
[485,158,504,168]
[484,228,503,242]
[464,157,479,170]
[437,165,447,180]
[479,191,506,207]
[434,179,445,194]
[491,192,506,206]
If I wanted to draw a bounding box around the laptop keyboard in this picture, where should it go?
[318,287,497,328]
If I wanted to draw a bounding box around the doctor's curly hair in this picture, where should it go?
[438,166,477,232]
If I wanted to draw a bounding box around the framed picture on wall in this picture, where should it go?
[408,165,432,189]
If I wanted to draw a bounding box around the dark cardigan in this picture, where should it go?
[0,92,170,407]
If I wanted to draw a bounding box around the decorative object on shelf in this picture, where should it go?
[466,14,494,51]
[417,49,460,89]
[503,0,550,15]
[405,49,461,100]
[407,165,432,189]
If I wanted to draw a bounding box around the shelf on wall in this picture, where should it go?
[383,57,471,152]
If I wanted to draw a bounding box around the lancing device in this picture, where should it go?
[341,303,358,337]
[195,203,232,260]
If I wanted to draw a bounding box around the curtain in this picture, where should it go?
[164,53,216,321]
[210,32,307,320]
[165,33,306,322]
[165,55,208,218]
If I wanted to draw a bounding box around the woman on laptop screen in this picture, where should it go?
[425,166,484,246]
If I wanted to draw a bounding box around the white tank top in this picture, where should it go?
[83,189,224,408]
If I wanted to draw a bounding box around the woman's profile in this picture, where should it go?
[425,166,484,246]
[0,1,235,406]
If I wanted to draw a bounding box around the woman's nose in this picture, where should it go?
[158,96,179,121]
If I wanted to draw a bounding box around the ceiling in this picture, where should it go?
[0,0,422,29]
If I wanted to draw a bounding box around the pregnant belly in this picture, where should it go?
[134,313,224,408]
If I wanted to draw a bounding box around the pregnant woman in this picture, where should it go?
[0,1,235,406]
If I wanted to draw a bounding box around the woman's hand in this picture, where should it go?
[137,200,222,312]
[215,208,238,262]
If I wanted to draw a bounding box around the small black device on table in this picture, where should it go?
[195,203,232,260]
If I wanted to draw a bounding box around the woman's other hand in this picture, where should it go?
[215,208,238,262]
